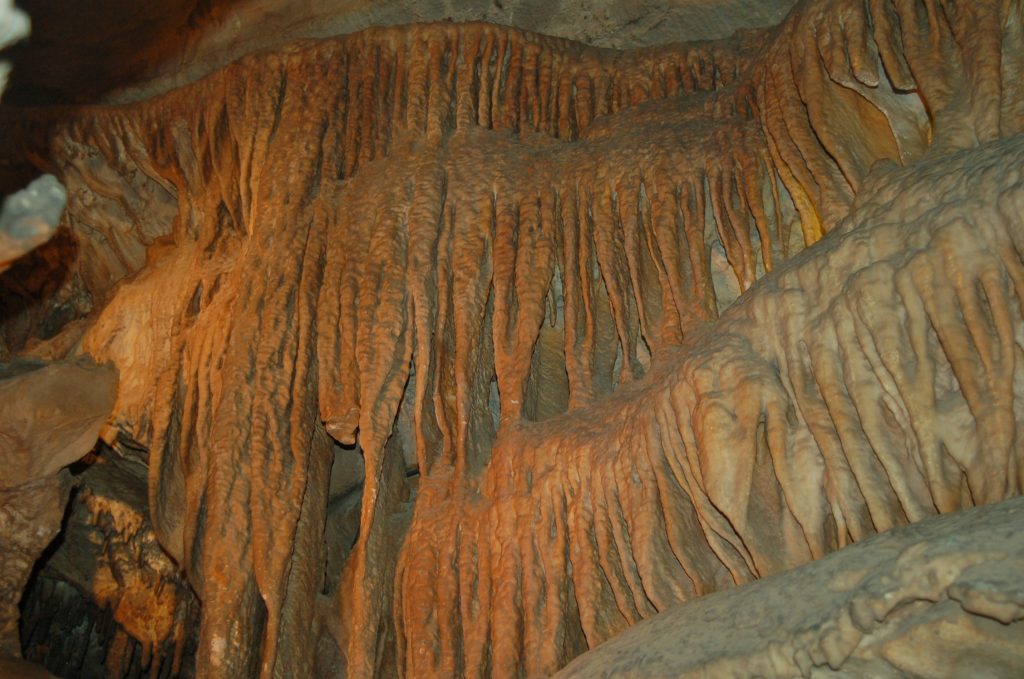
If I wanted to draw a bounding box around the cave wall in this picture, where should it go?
[1,0,1023,677]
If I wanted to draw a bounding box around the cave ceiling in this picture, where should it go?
[1,0,796,104]
[0,0,1023,678]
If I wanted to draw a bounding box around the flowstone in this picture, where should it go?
[0,0,1022,676]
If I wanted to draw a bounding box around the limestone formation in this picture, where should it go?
[555,496,1024,678]
[0,0,1022,677]
[0,0,794,105]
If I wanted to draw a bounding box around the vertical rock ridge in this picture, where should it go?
[1,1,1020,676]
[394,136,1024,676]
[753,0,1018,236]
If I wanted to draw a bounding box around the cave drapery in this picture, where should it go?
[1,0,1024,676]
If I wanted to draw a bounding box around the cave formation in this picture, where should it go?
[1,0,1023,677]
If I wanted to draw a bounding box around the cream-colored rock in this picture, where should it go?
[0,175,65,274]
[556,497,1024,678]
[0,0,29,96]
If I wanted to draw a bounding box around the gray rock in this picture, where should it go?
[556,498,1024,678]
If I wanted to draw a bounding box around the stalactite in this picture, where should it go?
[393,135,1024,677]
[751,0,1017,237]
[10,22,755,679]
[1,1,1022,677]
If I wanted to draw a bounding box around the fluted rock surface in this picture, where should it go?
[389,131,1024,677]
[0,0,1022,676]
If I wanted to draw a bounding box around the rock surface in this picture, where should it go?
[0,657,58,679]
[1,0,795,104]
[556,496,1024,678]
[0,475,69,658]
[0,360,116,660]
[0,360,117,487]
[0,0,1022,677]
[18,453,199,679]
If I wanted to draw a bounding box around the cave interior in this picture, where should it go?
[0,0,1023,677]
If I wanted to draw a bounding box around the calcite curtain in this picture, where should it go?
[2,0,1023,676]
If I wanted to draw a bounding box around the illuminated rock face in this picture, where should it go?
[1,0,1023,677]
